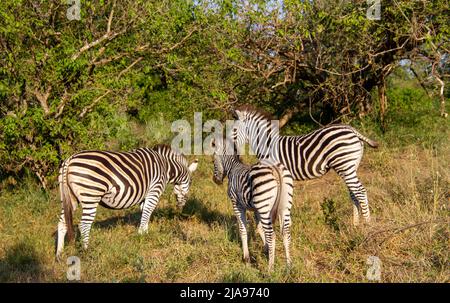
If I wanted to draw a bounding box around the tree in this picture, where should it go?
[0,0,204,188]
[207,0,449,127]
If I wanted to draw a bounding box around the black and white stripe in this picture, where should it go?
[55,144,198,260]
[211,137,293,270]
[232,105,378,226]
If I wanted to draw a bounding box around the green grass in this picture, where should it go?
[0,87,449,282]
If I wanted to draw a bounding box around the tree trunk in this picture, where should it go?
[279,107,300,128]
[378,76,387,132]
[434,74,447,118]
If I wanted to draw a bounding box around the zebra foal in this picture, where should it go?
[55,144,198,260]
[232,105,379,226]
[211,136,294,271]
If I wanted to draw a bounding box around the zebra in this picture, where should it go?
[211,135,294,270]
[231,105,379,226]
[55,144,198,260]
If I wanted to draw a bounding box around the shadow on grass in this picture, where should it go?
[182,197,240,242]
[94,202,187,229]
[93,197,240,242]
[0,242,45,282]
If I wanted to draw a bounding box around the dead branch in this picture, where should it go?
[71,30,125,61]
[431,60,448,118]
[107,0,116,34]
[79,90,111,118]
[33,86,52,115]
[54,90,70,119]
[117,57,143,79]
[362,219,448,247]
[71,2,123,61]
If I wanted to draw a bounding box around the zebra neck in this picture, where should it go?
[248,127,280,161]
[224,155,244,176]
[160,155,181,184]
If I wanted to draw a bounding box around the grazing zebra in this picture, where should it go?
[55,144,198,260]
[231,105,379,226]
[211,136,294,270]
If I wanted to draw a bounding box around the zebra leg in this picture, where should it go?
[350,192,361,226]
[56,208,67,261]
[260,216,276,271]
[265,224,276,272]
[79,203,99,250]
[281,214,292,268]
[254,212,267,250]
[138,189,163,235]
[233,205,250,263]
[281,170,294,268]
[338,170,371,225]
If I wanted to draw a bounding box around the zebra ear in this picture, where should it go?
[231,109,238,119]
[188,159,198,173]
[233,109,245,121]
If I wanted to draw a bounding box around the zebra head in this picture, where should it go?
[210,136,238,185]
[232,105,279,160]
[153,144,198,209]
[172,159,198,209]
[230,111,248,150]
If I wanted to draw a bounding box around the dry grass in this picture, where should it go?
[0,138,448,282]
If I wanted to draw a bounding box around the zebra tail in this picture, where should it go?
[352,128,379,148]
[61,161,75,242]
[269,165,283,225]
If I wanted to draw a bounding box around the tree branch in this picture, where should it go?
[71,30,125,61]
[79,90,112,118]
[33,86,52,115]
[117,57,143,79]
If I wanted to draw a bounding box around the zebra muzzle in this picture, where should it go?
[213,175,223,185]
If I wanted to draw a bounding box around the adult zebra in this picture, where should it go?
[231,105,378,226]
[211,136,293,271]
[55,144,198,260]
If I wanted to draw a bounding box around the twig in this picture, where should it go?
[79,90,111,118]
[107,0,116,33]
[362,219,448,246]
[71,2,123,61]
[33,86,52,115]
[117,57,143,79]
[54,90,70,119]
[71,30,125,60]
[164,28,197,53]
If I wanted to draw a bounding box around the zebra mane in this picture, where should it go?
[234,104,274,120]
[222,135,243,162]
[152,144,188,166]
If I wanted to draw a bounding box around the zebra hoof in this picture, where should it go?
[138,228,148,235]
[286,259,292,269]
[360,216,372,227]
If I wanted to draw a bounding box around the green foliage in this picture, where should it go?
[0,0,448,189]
[0,0,222,186]
[321,198,340,232]
[354,73,449,148]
